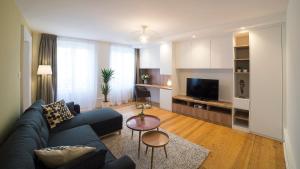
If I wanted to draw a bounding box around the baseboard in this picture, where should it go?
[283,128,295,169]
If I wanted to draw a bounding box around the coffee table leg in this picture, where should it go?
[131,130,134,139]
[157,128,159,131]
[138,131,141,158]
[145,146,148,154]
[164,145,168,158]
[151,147,154,169]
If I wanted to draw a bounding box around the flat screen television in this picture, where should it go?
[186,78,219,101]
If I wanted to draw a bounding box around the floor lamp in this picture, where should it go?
[37,65,53,103]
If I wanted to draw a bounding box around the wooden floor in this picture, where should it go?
[114,104,286,169]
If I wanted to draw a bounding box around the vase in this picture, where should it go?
[143,79,148,84]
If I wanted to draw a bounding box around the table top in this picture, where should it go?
[126,115,160,131]
[142,131,169,147]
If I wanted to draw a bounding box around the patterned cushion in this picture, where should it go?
[42,100,74,128]
[34,146,96,168]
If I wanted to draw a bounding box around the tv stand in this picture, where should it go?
[172,95,232,127]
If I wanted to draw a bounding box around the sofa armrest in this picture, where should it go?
[74,104,80,114]
[102,156,135,169]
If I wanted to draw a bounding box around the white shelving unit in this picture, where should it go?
[232,32,250,132]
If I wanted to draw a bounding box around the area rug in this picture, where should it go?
[101,113,209,169]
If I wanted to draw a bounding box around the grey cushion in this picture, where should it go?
[51,108,123,136]
[48,125,116,164]
[48,125,99,147]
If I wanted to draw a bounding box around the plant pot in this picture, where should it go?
[143,79,148,84]
[101,101,112,108]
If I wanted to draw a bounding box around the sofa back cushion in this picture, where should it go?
[0,125,43,169]
[15,100,49,147]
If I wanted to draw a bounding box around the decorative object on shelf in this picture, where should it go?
[243,68,248,73]
[141,73,151,84]
[237,67,242,72]
[239,79,245,97]
[167,79,172,87]
[101,68,114,103]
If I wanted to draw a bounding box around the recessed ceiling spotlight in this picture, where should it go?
[192,34,197,39]
[240,27,246,30]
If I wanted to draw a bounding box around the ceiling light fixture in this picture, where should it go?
[139,25,149,44]
[240,27,246,30]
[192,34,197,39]
[132,25,158,44]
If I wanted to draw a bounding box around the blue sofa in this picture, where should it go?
[0,100,135,169]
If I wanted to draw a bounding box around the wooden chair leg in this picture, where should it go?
[164,146,168,158]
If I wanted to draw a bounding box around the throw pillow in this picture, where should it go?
[66,102,77,115]
[42,100,74,128]
[57,149,107,169]
[34,146,96,168]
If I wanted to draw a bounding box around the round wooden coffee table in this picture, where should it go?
[142,131,169,169]
[126,115,160,158]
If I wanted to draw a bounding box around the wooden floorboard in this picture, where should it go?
[114,105,286,169]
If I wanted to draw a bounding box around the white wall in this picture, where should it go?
[177,69,233,102]
[285,0,300,168]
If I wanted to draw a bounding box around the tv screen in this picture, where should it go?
[186,78,219,101]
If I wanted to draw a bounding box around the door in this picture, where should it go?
[211,35,233,69]
[175,41,192,68]
[140,45,160,68]
[160,42,172,75]
[160,89,172,111]
[250,24,283,140]
[191,39,211,68]
[22,26,32,111]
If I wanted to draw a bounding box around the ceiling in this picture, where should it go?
[15,0,288,45]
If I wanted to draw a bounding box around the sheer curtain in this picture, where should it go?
[57,37,97,110]
[109,45,135,105]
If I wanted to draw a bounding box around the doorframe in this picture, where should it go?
[21,25,32,112]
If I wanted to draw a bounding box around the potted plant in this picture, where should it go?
[101,68,114,107]
[141,73,150,84]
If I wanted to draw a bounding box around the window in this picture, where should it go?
[57,38,97,110]
[109,45,135,105]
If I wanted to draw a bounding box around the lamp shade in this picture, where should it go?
[37,65,52,75]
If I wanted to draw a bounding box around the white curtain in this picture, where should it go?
[109,45,135,105]
[57,37,97,111]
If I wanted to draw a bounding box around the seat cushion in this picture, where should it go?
[48,125,100,146]
[51,108,123,136]
[48,125,116,163]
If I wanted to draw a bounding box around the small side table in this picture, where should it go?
[142,131,169,169]
[126,115,160,158]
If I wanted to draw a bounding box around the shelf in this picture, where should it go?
[234,45,249,48]
[136,84,172,90]
[173,95,232,109]
[234,118,249,128]
[235,96,249,99]
[232,123,249,132]
[235,72,249,74]
[234,114,249,121]
[235,58,249,61]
